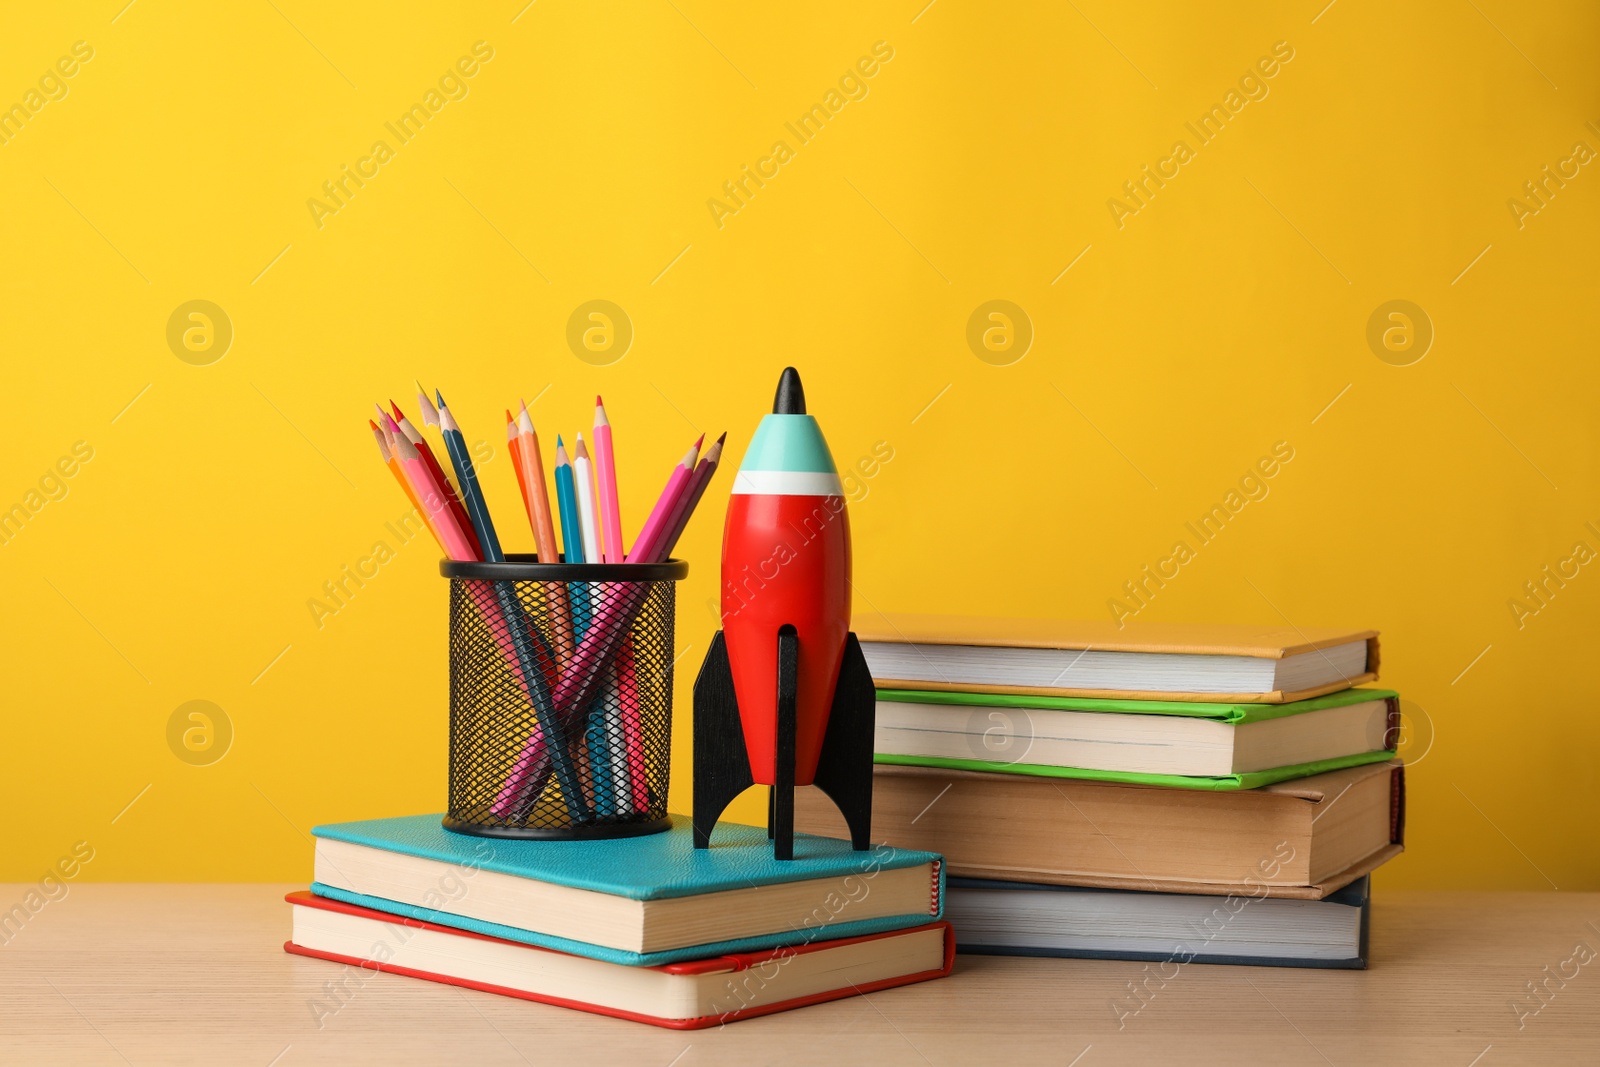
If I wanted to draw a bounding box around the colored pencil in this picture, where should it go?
[657,431,725,561]
[512,402,575,666]
[572,434,602,565]
[373,420,441,549]
[507,412,575,673]
[415,381,440,428]
[616,640,642,812]
[593,396,625,562]
[601,655,630,812]
[404,394,469,506]
[627,435,702,563]
[374,405,396,447]
[390,400,482,559]
[397,396,457,490]
[567,435,613,812]
[599,421,696,806]
[556,436,597,643]
[584,689,617,817]
[505,411,529,520]
[436,392,504,561]
[387,415,478,561]
[556,438,613,810]
[514,401,561,564]
[553,437,584,565]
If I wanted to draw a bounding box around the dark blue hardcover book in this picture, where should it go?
[946,875,1370,970]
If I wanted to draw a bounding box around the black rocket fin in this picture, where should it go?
[692,632,755,848]
[809,633,876,851]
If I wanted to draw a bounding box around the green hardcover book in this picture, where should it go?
[872,687,1398,790]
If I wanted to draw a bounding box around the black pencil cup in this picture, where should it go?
[438,555,687,840]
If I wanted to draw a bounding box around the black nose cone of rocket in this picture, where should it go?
[774,367,806,415]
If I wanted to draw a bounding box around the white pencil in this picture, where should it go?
[572,433,602,565]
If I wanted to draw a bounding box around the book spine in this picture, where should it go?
[1356,892,1371,968]
[1391,763,1407,845]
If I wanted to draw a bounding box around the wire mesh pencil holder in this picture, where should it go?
[439,555,688,840]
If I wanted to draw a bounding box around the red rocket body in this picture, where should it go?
[721,493,851,785]
[717,369,851,788]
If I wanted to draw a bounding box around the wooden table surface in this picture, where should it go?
[1,886,1596,1065]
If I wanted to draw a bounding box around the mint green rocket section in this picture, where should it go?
[740,413,838,473]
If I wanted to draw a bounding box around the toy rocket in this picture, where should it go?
[693,368,876,859]
[722,368,850,786]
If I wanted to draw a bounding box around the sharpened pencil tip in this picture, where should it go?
[596,395,604,406]
[716,431,727,444]
[389,400,404,421]
[435,388,446,408]
[693,433,705,450]
[368,419,379,430]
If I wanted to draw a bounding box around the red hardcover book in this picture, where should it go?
[284,891,954,1029]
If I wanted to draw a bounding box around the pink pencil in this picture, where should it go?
[388,416,478,561]
[627,435,702,563]
[657,432,725,561]
[593,397,625,562]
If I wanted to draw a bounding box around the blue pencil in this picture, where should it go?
[553,437,585,565]
[435,390,503,560]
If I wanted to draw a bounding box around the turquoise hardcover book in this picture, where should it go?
[309,814,945,967]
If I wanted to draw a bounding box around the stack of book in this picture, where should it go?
[796,615,1404,969]
[284,815,952,1027]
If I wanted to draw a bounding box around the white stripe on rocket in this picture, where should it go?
[731,470,843,496]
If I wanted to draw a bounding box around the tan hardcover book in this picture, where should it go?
[793,760,1404,900]
[853,614,1380,703]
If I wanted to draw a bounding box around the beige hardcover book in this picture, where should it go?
[854,614,1380,703]
[794,760,1404,900]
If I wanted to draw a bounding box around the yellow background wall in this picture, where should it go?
[3,1,1596,890]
